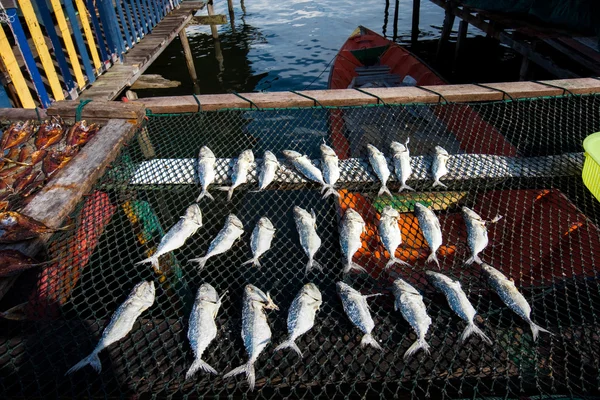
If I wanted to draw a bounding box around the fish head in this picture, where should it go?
[197,283,219,303]
[131,280,156,306]
[199,146,215,160]
[344,208,364,224]
[413,202,430,214]
[183,204,203,225]
[480,262,507,281]
[366,144,381,156]
[392,278,416,296]
[381,206,400,220]
[425,270,454,288]
[239,149,254,163]
[320,143,337,158]
[0,212,18,228]
[263,150,279,164]
[301,282,322,304]
[293,206,310,221]
[226,214,244,231]
[461,206,482,221]
[257,217,275,232]
[245,284,279,309]
[336,281,356,297]
[390,141,407,154]
[434,146,449,158]
[282,150,302,160]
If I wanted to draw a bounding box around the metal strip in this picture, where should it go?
[62,0,97,84]
[0,23,35,108]
[129,153,585,186]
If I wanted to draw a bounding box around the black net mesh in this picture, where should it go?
[2,94,600,399]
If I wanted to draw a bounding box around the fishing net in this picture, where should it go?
[2,93,600,399]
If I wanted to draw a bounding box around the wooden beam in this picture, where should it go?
[179,28,198,84]
[436,8,455,62]
[453,19,468,73]
[47,100,145,121]
[188,14,227,25]
[136,78,600,113]
[130,74,181,89]
[0,107,47,121]
[206,0,218,39]
[411,0,420,47]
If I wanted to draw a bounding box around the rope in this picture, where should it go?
[290,90,325,108]
[533,81,575,97]
[303,54,337,90]
[416,86,450,104]
[474,83,515,102]
[231,92,260,110]
[192,93,202,113]
[75,99,93,122]
[354,88,387,105]
[34,107,42,123]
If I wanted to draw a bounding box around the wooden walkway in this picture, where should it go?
[80,1,205,101]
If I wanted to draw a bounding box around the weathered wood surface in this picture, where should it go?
[80,1,205,101]
[0,119,139,300]
[47,100,145,122]
[0,107,47,121]
[137,78,600,113]
[188,14,227,25]
[131,74,182,89]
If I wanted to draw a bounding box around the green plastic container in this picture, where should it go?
[583,132,600,202]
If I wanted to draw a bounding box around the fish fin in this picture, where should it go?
[241,258,256,267]
[491,215,503,223]
[378,185,393,198]
[311,209,317,222]
[364,293,383,299]
[321,185,339,199]
[464,255,483,265]
[461,322,492,345]
[385,257,410,269]
[426,252,440,268]
[65,352,101,375]
[432,180,448,189]
[360,334,382,351]
[135,256,159,270]
[530,322,552,341]
[343,261,367,274]
[274,339,303,357]
[306,258,322,273]
[189,256,209,270]
[196,190,214,202]
[404,338,430,360]
[223,362,256,391]
[186,358,218,379]
[216,186,235,201]
[398,184,415,193]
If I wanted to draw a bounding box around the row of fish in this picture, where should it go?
[135,199,500,275]
[195,140,450,202]
[65,262,551,390]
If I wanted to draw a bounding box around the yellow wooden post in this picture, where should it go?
[46,0,87,89]
[74,0,102,71]
[0,25,36,108]
[17,0,65,100]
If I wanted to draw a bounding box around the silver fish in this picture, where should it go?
[462,207,502,265]
[283,150,333,194]
[196,146,216,201]
[189,214,244,270]
[219,149,254,201]
[186,284,226,378]
[223,284,279,391]
[65,281,155,374]
[136,204,202,271]
[293,206,322,272]
[257,150,279,191]
[275,283,322,356]
[366,144,392,198]
[392,278,432,359]
[242,217,276,268]
[390,138,414,192]
[340,208,367,274]
[414,203,442,267]
[379,206,409,269]
[481,263,551,341]
[426,271,492,345]
[336,282,382,350]
[320,143,340,199]
[431,146,449,188]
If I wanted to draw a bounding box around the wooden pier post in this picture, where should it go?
[436,8,455,62]
[411,0,420,47]
[227,0,235,32]
[179,28,199,88]
[383,0,390,37]
[453,19,468,73]
[207,0,219,39]
[393,0,399,41]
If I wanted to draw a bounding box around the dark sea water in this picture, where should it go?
[136,0,535,97]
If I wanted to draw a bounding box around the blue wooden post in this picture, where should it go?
[148,0,160,26]
[98,0,125,56]
[145,0,157,28]
[125,0,141,41]
[85,0,110,62]
[115,0,133,48]
[94,0,117,58]
[133,0,148,35]
[62,0,96,83]
[34,0,77,96]
[6,8,51,107]
[137,0,151,33]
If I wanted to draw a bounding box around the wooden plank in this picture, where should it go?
[188,14,227,25]
[0,25,35,108]
[130,74,181,89]
[47,100,145,121]
[0,107,47,121]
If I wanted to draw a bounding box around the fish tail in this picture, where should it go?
[223,362,256,391]
[196,189,214,202]
[432,180,448,189]
[135,256,159,271]
[398,184,415,193]
[189,256,208,270]
[530,321,552,341]
[426,252,440,268]
[465,254,483,265]
[461,322,492,345]
[343,261,366,274]
[322,186,339,199]
[241,258,259,267]
[385,257,410,269]
[378,184,393,198]
[185,358,218,379]
[65,351,101,375]
[360,333,382,351]
[216,186,235,201]
[274,339,303,357]
[306,258,322,273]
[404,338,430,360]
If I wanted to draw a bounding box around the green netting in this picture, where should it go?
[2,94,600,399]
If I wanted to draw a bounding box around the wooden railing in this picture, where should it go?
[0,0,183,108]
